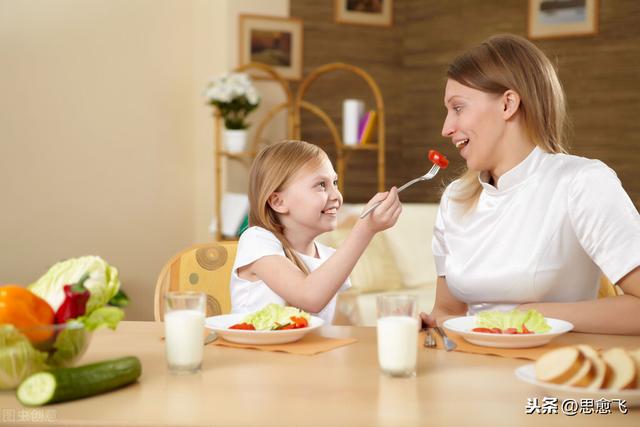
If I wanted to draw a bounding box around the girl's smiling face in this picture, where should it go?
[271,155,343,236]
[441,79,507,173]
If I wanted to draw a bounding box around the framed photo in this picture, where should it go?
[335,0,393,27]
[528,0,599,40]
[239,14,303,80]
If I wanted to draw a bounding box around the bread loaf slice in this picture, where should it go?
[535,347,584,384]
[627,349,640,389]
[601,348,636,391]
[576,345,606,390]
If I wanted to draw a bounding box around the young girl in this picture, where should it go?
[230,140,401,323]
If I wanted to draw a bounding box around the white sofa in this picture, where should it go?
[317,203,439,326]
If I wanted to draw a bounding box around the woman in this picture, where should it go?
[421,34,640,335]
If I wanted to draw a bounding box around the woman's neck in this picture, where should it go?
[489,123,536,186]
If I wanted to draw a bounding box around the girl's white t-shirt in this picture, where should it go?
[433,146,640,315]
[230,226,351,324]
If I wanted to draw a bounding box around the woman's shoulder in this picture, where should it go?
[546,152,618,182]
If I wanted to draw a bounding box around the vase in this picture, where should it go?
[224,129,248,154]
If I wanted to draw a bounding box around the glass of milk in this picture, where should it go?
[164,292,206,374]
[376,294,419,377]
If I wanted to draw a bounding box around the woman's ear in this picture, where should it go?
[501,90,521,120]
[267,192,288,214]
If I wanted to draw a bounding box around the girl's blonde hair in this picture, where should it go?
[248,140,326,274]
[446,34,569,209]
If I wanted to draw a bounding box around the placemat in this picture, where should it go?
[211,333,358,356]
[422,330,575,360]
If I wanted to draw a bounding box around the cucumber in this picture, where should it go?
[16,356,141,406]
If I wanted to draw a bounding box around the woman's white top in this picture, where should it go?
[433,147,640,315]
[230,226,351,324]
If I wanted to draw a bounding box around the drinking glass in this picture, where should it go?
[376,294,419,377]
[164,292,206,374]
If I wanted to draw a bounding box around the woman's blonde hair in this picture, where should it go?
[446,34,569,209]
[248,140,326,274]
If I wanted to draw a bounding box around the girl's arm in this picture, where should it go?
[420,276,467,328]
[243,188,402,313]
[519,266,640,335]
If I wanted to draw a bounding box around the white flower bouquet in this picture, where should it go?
[204,72,260,130]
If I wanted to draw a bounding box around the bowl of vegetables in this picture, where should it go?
[1,322,93,389]
[0,256,127,390]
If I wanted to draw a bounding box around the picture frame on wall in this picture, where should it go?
[239,14,303,80]
[335,0,393,27]
[528,0,599,40]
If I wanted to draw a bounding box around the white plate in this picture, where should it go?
[205,313,324,345]
[442,316,574,348]
[515,363,640,407]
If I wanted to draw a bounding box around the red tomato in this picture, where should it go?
[278,323,296,330]
[428,150,449,169]
[521,323,533,334]
[503,328,518,334]
[229,322,255,330]
[291,316,308,329]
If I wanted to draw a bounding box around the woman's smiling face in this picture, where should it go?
[441,79,507,173]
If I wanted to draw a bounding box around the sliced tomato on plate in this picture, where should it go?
[276,323,296,330]
[229,322,255,330]
[291,316,308,328]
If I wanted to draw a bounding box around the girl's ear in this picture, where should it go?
[267,192,288,214]
[501,89,521,121]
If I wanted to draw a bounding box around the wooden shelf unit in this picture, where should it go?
[293,62,385,195]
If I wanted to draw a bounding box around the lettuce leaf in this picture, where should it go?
[476,309,551,333]
[47,307,124,368]
[242,304,310,331]
[0,326,48,389]
[77,306,124,332]
[48,321,89,367]
[29,256,120,314]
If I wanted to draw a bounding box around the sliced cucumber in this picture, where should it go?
[16,356,141,406]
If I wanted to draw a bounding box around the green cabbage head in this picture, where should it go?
[0,326,48,389]
[29,256,120,314]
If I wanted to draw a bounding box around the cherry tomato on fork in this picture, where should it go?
[428,150,449,169]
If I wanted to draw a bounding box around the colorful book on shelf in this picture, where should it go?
[357,111,370,142]
[359,111,377,144]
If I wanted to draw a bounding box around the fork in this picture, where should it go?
[422,327,436,348]
[360,164,441,218]
[434,326,457,352]
[204,332,217,345]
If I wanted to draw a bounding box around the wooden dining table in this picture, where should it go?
[1,321,638,426]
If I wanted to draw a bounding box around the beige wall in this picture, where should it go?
[0,0,288,320]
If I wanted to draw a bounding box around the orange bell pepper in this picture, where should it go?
[0,285,55,342]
